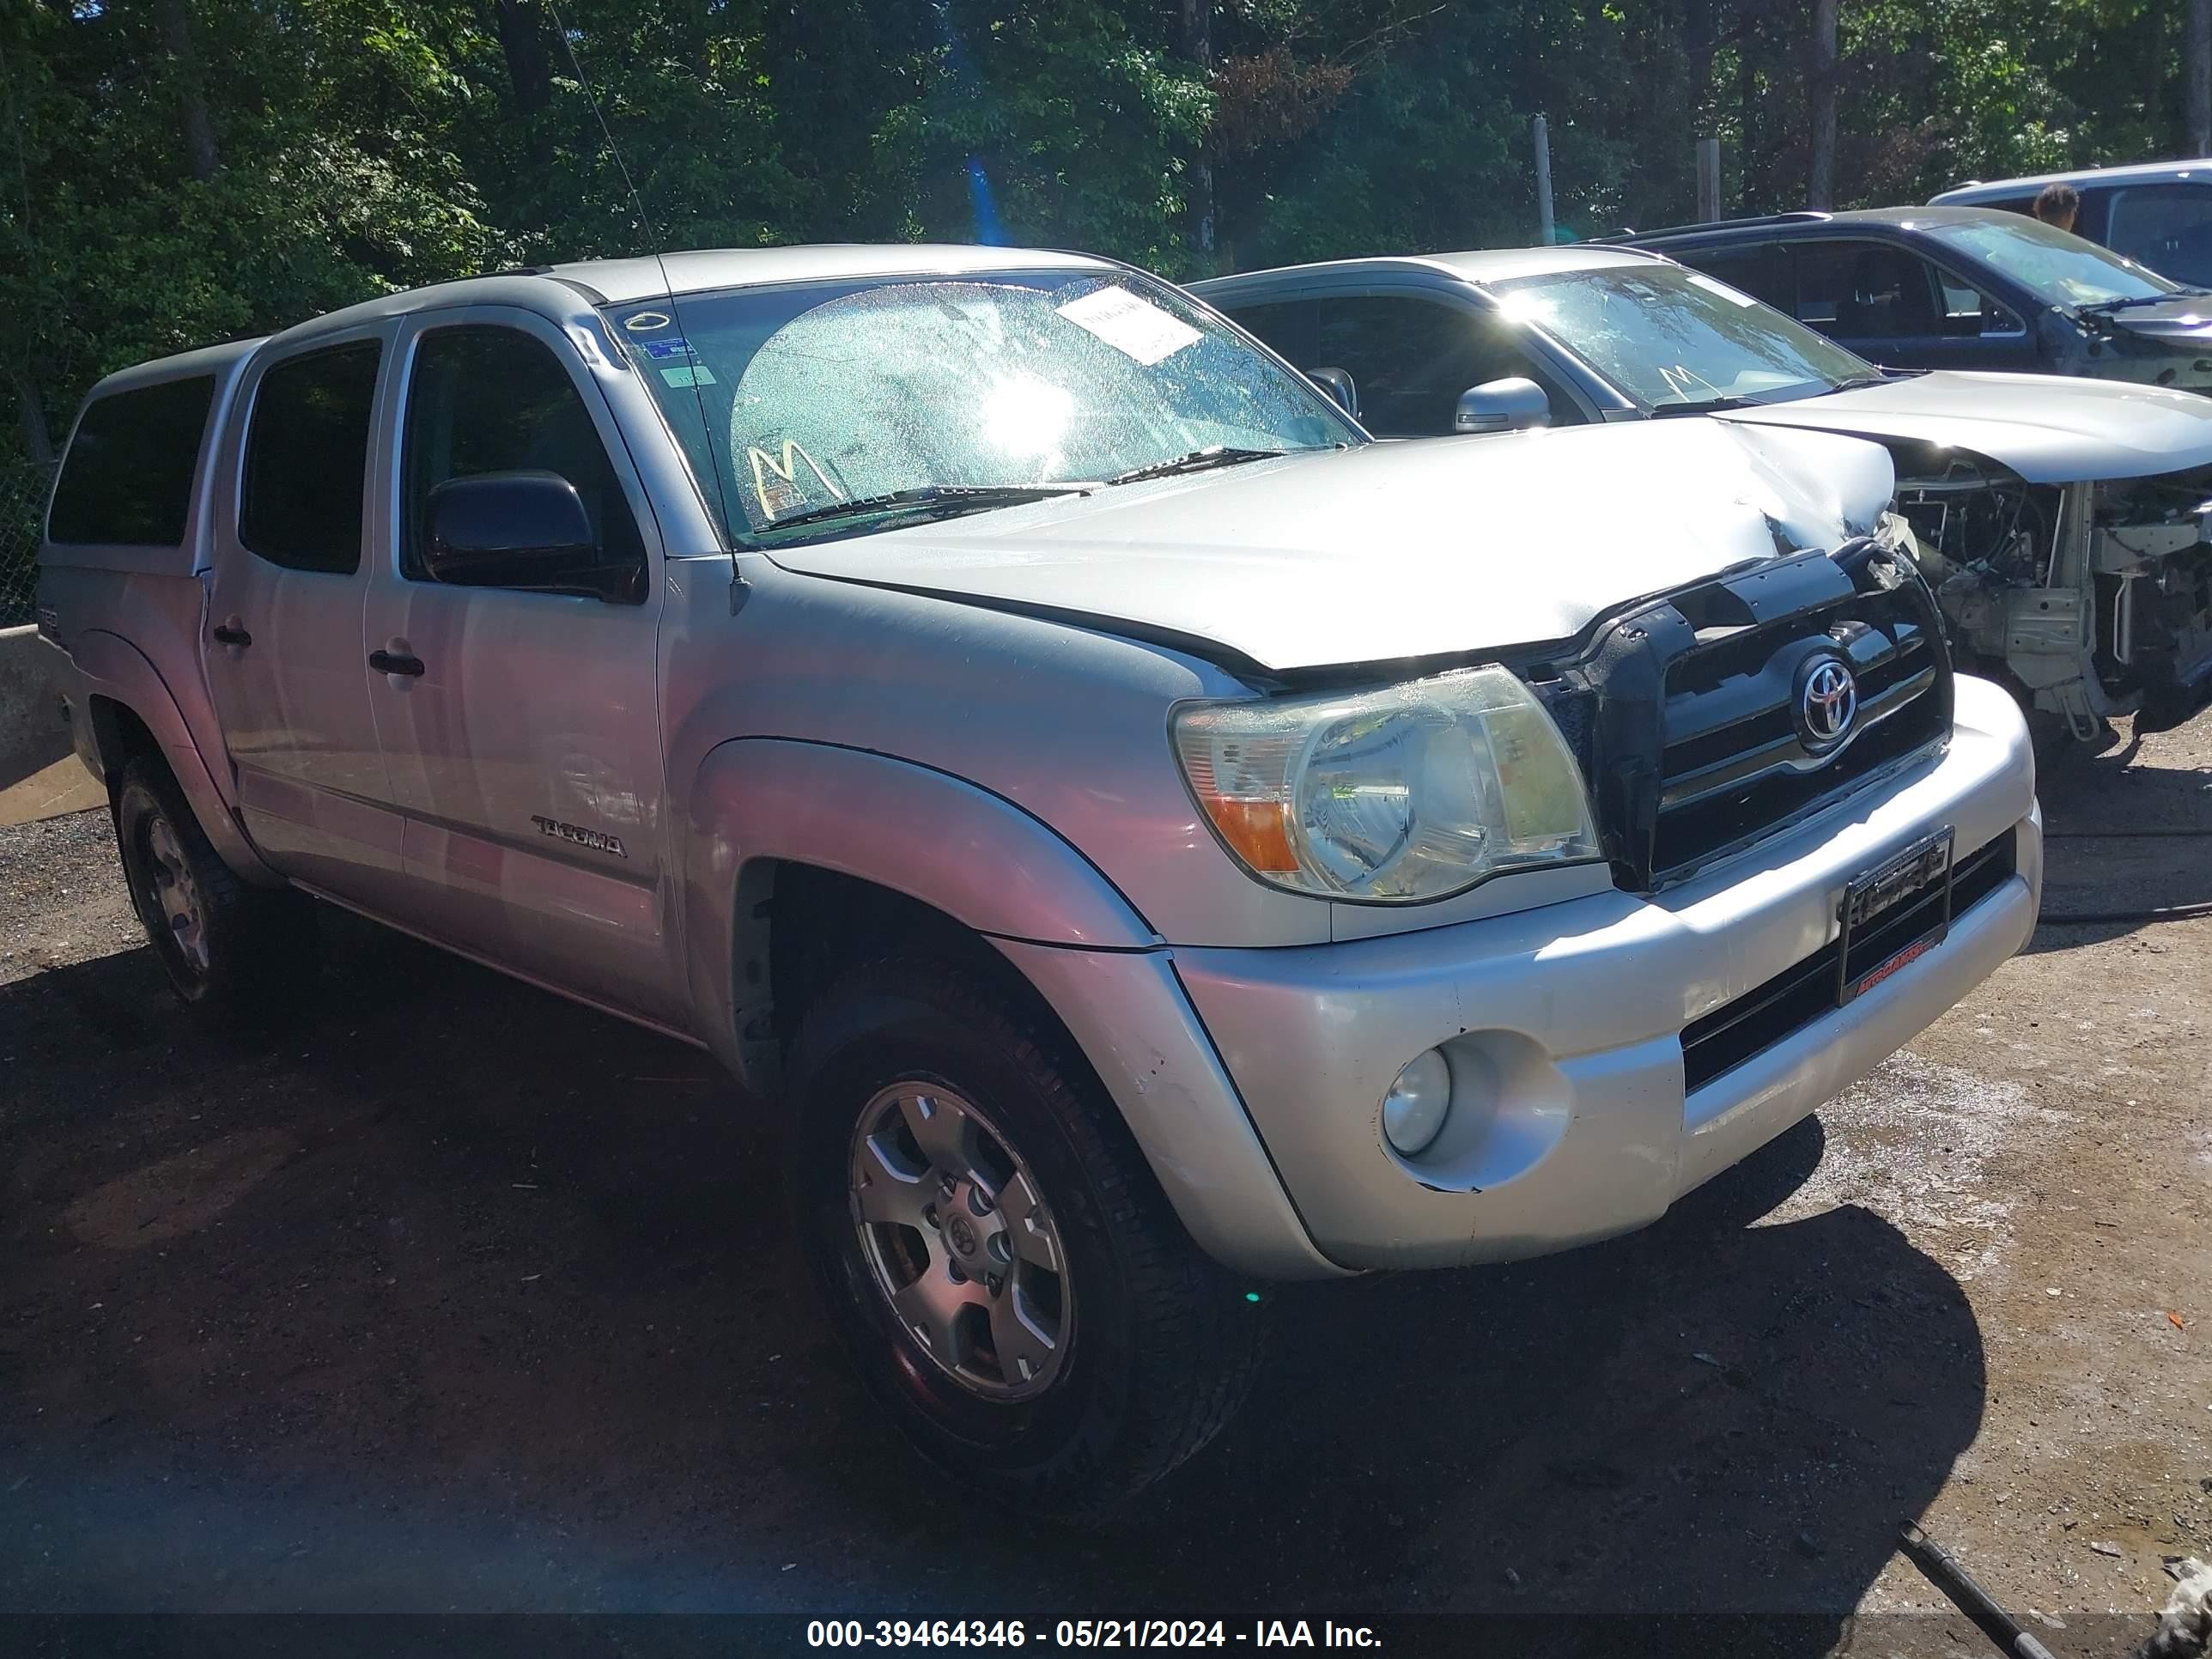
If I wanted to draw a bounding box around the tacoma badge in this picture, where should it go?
[531,816,628,859]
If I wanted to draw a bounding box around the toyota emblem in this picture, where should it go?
[1796,655,1858,750]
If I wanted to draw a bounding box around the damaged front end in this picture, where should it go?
[1892,446,2212,738]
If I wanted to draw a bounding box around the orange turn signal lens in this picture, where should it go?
[1197,796,1299,874]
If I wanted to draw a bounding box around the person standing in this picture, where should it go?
[2034,181,2081,233]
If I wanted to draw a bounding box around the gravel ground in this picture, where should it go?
[0,724,2207,1656]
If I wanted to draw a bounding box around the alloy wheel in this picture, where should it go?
[139,811,210,977]
[848,1083,1073,1401]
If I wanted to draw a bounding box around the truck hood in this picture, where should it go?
[767,420,1893,673]
[1718,368,2212,483]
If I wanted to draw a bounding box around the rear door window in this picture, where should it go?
[47,376,216,547]
[1788,240,1942,337]
[1677,245,1794,313]
[239,341,382,574]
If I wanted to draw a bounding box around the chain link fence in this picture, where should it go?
[1,459,53,629]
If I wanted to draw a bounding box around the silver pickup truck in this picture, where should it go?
[36,244,2041,1510]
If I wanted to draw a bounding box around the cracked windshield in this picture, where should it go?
[613,271,1353,543]
[1492,261,1872,408]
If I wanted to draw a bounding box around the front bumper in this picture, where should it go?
[1170,673,2040,1273]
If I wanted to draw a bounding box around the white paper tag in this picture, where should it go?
[1056,285,1204,365]
[1685,270,1761,307]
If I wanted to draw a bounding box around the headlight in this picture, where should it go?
[1172,665,1600,902]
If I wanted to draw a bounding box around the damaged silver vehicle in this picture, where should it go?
[40,245,2036,1504]
[1197,246,2212,738]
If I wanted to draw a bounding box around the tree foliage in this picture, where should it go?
[0,0,2197,471]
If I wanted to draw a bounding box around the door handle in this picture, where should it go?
[368,648,425,678]
[211,623,252,647]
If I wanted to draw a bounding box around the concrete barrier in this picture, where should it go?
[0,622,103,823]
[0,623,67,773]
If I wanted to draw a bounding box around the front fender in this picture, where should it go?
[66,629,282,885]
[683,739,1160,1074]
[681,738,1340,1279]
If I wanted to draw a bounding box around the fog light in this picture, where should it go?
[1381,1048,1452,1156]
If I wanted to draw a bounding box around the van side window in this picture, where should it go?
[239,342,382,574]
[2105,184,2212,287]
[401,325,645,593]
[47,375,216,548]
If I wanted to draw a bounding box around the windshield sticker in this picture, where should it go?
[637,336,697,361]
[745,436,844,521]
[1685,271,1760,307]
[1055,285,1203,366]
[660,364,715,388]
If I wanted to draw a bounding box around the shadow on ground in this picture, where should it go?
[0,911,1986,1650]
[2025,727,2212,952]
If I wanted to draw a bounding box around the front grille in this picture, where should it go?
[1539,538,1954,891]
[1680,828,2016,1093]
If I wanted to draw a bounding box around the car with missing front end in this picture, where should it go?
[1197,243,2212,740]
[1621,206,2212,395]
[37,245,2039,1510]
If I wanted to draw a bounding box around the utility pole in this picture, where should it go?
[1533,116,1555,246]
[1182,0,1214,264]
[1808,0,1838,208]
[2191,0,2211,155]
[1696,137,1721,222]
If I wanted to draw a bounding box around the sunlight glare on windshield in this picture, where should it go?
[981,372,1075,459]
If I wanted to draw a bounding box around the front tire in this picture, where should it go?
[785,957,1266,1514]
[112,756,317,1021]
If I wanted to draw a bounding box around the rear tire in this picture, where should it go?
[112,756,318,1021]
[784,956,1266,1516]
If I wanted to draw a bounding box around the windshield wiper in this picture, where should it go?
[2075,292,2203,316]
[1649,394,1763,416]
[757,483,1091,536]
[1105,446,1286,486]
[1827,371,1923,391]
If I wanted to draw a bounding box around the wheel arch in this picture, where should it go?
[681,737,1159,1095]
[70,629,283,884]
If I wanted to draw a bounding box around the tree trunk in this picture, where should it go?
[2191,0,2211,155]
[1808,0,1838,209]
[493,0,553,118]
[1180,0,1214,266]
[492,0,554,164]
[1684,0,1714,111]
[153,0,219,182]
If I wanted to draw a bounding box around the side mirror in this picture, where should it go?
[1454,377,1552,434]
[1307,366,1360,420]
[422,471,615,599]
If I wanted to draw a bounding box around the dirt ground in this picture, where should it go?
[1,717,2208,1656]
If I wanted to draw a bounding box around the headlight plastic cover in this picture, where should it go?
[1173,665,1601,902]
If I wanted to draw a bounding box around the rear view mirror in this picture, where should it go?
[1307,366,1360,420]
[1455,377,1552,434]
[423,471,625,600]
